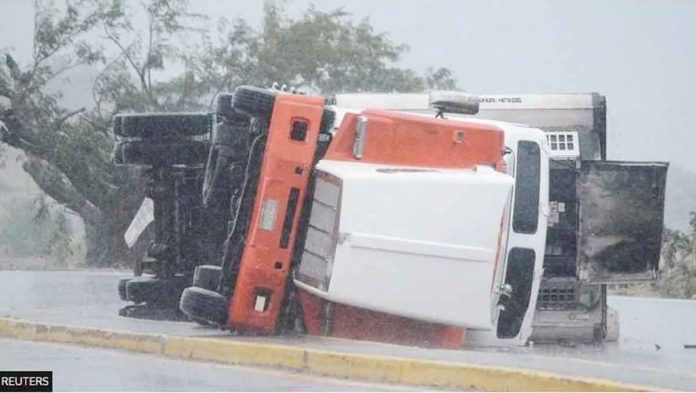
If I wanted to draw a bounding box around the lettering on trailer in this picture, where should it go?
[479,97,523,103]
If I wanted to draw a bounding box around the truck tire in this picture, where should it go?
[320,108,336,134]
[118,278,129,301]
[125,276,164,304]
[213,114,250,145]
[202,145,226,207]
[113,140,209,167]
[232,86,276,122]
[315,109,336,160]
[215,93,234,121]
[126,275,192,305]
[192,265,222,291]
[113,112,212,139]
[179,286,228,326]
[202,143,247,207]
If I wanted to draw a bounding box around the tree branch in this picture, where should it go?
[54,107,85,129]
[44,60,88,84]
[103,25,145,87]
[146,11,155,92]
[22,153,103,224]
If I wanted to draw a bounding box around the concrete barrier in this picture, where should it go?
[0,317,657,391]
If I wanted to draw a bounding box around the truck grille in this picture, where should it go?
[537,280,577,310]
[296,173,341,291]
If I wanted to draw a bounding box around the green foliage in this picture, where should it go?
[0,194,75,265]
[659,212,696,298]
[426,67,457,90]
[34,195,75,264]
[1,0,458,266]
[94,0,207,112]
[191,1,455,97]
[0,198,44,256]
[0,0,206,265]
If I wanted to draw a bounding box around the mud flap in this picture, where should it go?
[576,161,668,283]
[124,197,155,248]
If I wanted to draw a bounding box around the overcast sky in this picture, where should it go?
[1,0,695,171]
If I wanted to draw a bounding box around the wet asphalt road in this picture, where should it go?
[0,269,695,390]
[0,337,411,391]
[0,270,416,391]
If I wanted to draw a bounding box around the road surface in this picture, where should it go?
[0,337,411,391]
[1,269,695,390]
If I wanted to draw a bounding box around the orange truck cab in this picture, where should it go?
[179,86,332,333]
[180,87,515,348]
[294,110,548,348]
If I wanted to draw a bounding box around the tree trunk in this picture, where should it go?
[83,213,149,267]
[83,217,112,266]
[83,167,150,267]
[22,153,149,268]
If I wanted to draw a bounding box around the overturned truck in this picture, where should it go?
[330,92,669,343]
[179,87,541,347]
[114,87,668,347]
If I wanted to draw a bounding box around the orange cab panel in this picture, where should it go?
[326,110,505,169]
[227,94,324,333]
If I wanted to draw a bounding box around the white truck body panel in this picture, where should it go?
[325,96,551,345]
[467,125,550,346]
[295,160,513,329]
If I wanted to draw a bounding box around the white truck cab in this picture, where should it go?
[406,115,551,344]
[294,160,515,329]
[301,102,551,344]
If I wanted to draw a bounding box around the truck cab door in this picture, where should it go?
[576,161,668,283]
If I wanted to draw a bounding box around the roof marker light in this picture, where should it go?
[353,116,368,159]
[429,91,480,115]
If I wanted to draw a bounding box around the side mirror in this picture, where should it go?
[496,283,513,311]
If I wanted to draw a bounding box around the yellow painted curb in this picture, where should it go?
[0,317,657,391]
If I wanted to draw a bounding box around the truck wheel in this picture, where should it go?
[213,114,250,145]
[179,287,228,326]
[278,292,305,336]
[125,276,192,306]
[320,108,336,134]
[232,86,276,122]
[118,278,129,301]
[202,143,245,207]
[125,276,164,304]
[113,113,212,139]
[215,93,234,121]
[202,145,225,207]
[113,141,209,167]
[192,265,222,291]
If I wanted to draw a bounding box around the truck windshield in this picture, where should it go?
[512,141,540,234]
